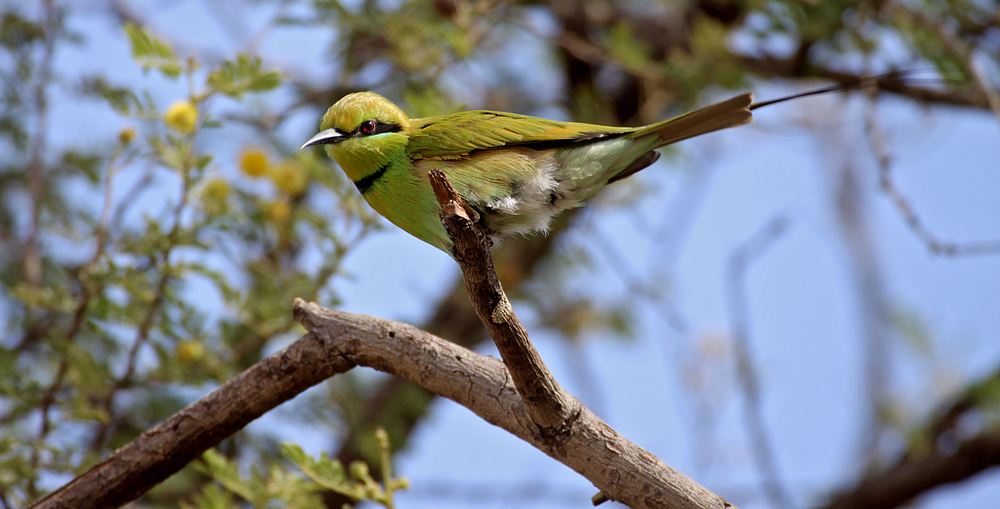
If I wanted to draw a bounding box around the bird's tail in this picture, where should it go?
[628,92,754,147]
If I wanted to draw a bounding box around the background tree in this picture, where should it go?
[1,0,998,508]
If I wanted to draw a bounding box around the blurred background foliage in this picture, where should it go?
[1,0,998,508]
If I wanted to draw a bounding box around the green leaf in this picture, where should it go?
[8,282,76,312]
[124,23,181,78]
[65,343,108,392]
[0,113,28,149]
[282,434,407,508]
[69,391,110,423]
[607,21,651,73]
[186,483,235,509]
[149,133,192,171]
[283,444,371,501]
[0,12,45,49]
[197,449,256,501]
[969,369,1000,411]
[80,76,154,117]
[206,54,283,99]
[60,150,103,183]
[194,154,213,170]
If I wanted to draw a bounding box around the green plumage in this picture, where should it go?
[302,91,753,254]
[406,111,622,159]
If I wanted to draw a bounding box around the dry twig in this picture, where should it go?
[864,98,1000,256]
[725,215,793,509]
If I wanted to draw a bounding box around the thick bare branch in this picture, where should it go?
[323,202,579,509]
[428,169,577,431]
[421,169,736,508]
[28,334,355,509]
[293,301,736,509]
[31,187,733,509]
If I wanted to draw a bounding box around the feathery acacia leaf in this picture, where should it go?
[207,54,282,99]
[124,22,181,78]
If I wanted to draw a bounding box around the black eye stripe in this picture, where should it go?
[354,121,403,137]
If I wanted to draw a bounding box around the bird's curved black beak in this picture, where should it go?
[301,128,346,149]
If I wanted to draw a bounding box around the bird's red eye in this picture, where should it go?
[360,120,376,134]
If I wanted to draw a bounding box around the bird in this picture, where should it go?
[301,77,901,254]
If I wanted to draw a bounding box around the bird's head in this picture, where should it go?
[302,92,410,182]
[302,91,409,152]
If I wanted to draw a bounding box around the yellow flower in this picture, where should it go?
[164,99,198,134]
[118,126,136,145]
[240,149,269,178]
[267,199,292,224]
[268,160,308,197]
[176,340,205,364]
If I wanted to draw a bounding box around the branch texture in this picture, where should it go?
[429,169,579,432]
[293,301,735,509]
[422,169,733,508]
[29,334,355,509]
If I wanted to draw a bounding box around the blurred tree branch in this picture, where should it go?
[736,54,992,110]
[726,215,793,509]
[864,98,1000,256]
[921,364,1000,446]
[886,0,1000,119]
[820,431,1000,509]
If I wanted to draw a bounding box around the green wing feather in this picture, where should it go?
[405,111,631,160]
[404,93,752,161]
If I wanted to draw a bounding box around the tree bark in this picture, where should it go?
[294,300,735,509]
[28,333,355,509]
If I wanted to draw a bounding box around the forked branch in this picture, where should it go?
[422,168,734,508]
[27,174,737,509]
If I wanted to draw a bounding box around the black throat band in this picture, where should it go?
[353,163,389,194]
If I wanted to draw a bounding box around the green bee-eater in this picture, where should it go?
[298,87,829,253]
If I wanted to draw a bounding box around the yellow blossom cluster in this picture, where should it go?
[119,126,136,145]
[239,148,310,226]
[164,100,198,134]
[176,340,205,365]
